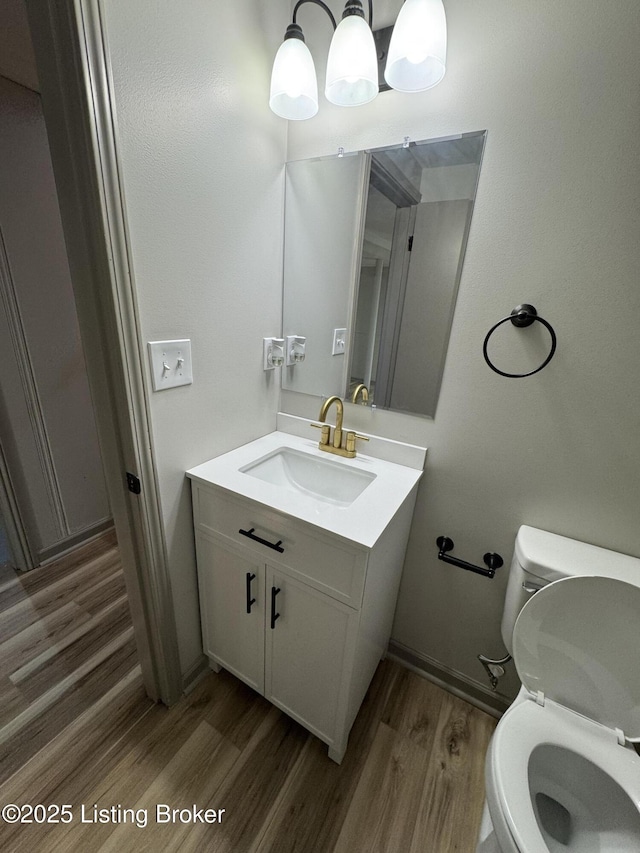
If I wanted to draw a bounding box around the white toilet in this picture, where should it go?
[476,525,640,853]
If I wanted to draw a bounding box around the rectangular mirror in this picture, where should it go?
[282,131,486,418]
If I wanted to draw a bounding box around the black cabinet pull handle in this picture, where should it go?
[270,586,281,629]
[246,572,256,614]
[239,527,284,553]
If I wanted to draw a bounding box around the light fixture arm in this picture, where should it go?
[292,0,338,30]
[291,0,373,30]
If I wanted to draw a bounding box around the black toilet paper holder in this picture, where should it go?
[436,536,503,579]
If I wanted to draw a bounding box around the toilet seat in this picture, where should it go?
[490,698,640,852]
[512,575,640,742]
[488,575,640,852]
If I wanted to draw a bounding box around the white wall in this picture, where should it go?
[100,0,289,676]
[284,0,640,699]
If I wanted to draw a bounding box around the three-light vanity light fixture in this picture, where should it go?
[270,0,447,120]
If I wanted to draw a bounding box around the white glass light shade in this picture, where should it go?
[325,15,378,107]
[384,0,447,93]
[269,38,318,120]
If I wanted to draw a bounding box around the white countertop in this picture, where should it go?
[186,431,424,549]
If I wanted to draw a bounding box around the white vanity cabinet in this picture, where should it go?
[195,533,266,695]
[190,479,418,763]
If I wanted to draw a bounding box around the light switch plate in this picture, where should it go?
[148,340,193,390]
[332,328,347,356]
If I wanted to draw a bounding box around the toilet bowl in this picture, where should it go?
[487,698,640,852]
[477,528,640,853]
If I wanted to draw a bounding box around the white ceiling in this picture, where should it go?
[0,0,39,92]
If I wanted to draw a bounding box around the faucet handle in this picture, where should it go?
[345,431,369,454]
[311,422,331,445]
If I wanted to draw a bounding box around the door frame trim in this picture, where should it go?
[25,0,183,705]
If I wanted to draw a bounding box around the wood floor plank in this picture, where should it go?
[250,659,399,853]
[408,690,496,853]
[0,666,147,800]
[332,722,429,853]
[19,674,241,852]
[74,570,128,616]
[0,602,90,680]
[180,709,310,853]
[201,668,274,750]
[0,551,120,641]
[0,528,151,853]
[9,595,129,684]
[13,599,132,699]
[381,665,447,750]
[0,666,151,853]
[96,721,240,853]
[0,679,29,729]
[0,628,135,742]
[0,637,139,785]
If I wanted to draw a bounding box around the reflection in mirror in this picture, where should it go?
[352,133,486,416]
[282,152,368,399]
[282,131,486,418]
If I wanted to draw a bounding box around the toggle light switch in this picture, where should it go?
[332,328,347,356]
[148,340,193,390]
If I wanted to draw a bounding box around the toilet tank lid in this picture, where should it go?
[515,526,640,582]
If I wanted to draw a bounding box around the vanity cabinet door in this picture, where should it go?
[264,567,358,748]
[195,532,265,694]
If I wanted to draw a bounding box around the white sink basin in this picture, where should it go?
[240,447,376,507]
[187,432,424,548]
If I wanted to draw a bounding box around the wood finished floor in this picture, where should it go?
[0,657,495,852]
[0,528,138,789]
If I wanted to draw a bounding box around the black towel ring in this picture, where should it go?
[483,304,557,378]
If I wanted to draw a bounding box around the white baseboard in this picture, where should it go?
[37,517,114,565]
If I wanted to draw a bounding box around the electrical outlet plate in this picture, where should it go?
[332,328,347,356]
[148,340,193,390]
[263,337,285,370]
[285,335,306,366]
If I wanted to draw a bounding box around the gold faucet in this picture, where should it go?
[311,395,369,458]
[319,395,344,449]
[351,383,369,405]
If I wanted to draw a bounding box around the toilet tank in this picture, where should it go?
[501,525,640,654]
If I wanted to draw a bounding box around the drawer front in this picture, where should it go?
[193,485,366,608]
